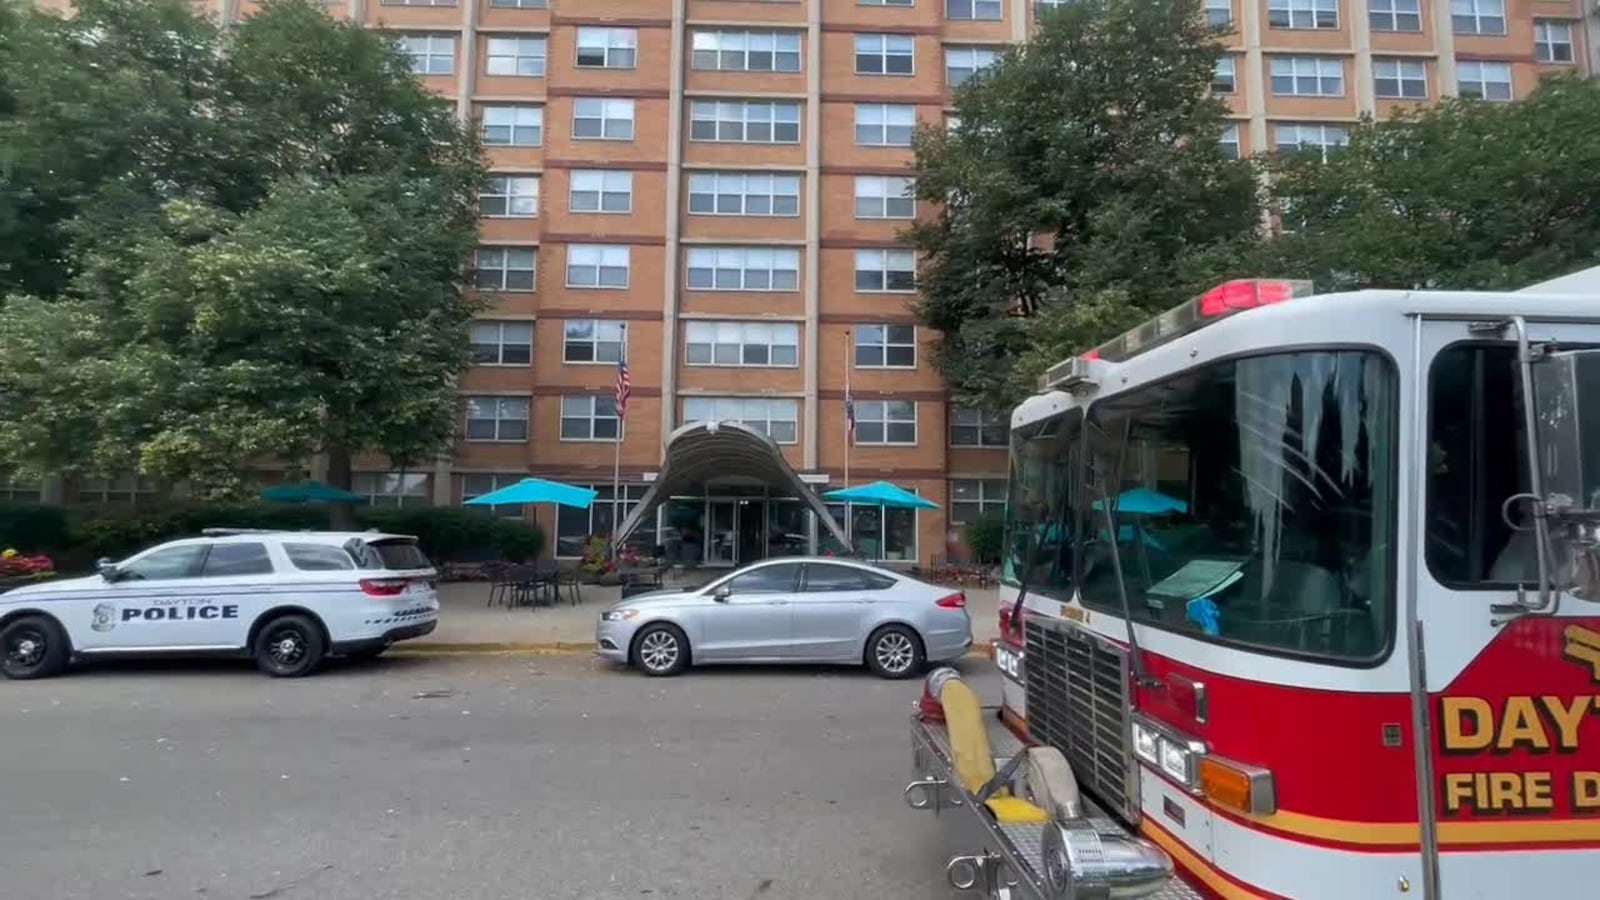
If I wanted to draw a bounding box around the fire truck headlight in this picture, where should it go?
[1132,721,1161,767]
[1158,739,1193,784]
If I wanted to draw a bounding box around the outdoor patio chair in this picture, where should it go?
[555,561,582,606]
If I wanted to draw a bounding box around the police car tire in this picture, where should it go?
[253,614,326,678]
[0,614,70,680]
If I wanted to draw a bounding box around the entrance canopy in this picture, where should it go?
[614,421,851,551]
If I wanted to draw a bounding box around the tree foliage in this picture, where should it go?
[909,0,1261,410]
[1265,75,1600,291]
[0,0,484,498]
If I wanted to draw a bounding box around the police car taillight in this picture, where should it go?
[360,578,407,597]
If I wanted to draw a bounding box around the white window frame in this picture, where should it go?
[400,34,455,76]
[855,33,916,76]
[471,320,534,366]
[853,399,918,446]
[688,100,803,144]
[945,46,999,88]
[690,30,802,72]
[473,247,537,292]
[861,0,914,6]
[1451,0,1506,35]
[576,27,638,69]
[1268,0,1338,29]
[1373,58,1428,99]
[485,35,547,77]
[854,104,916,147]
[1274,123,1349,160]
[572,98,635,141]
[949,408,1008,447]
[569,170,634,214]
[684,321,801,368]
[565,245,631,289]
[945,0,1002,21]
[560,395,622,442]
[686,172,802,217]
[1220,122,1241,160]
[489,0,547,8]
[855,176,916,219]
[461,473,527,517]
[854,324,917,368]
[1368,0,1422,32]
[75,475,158,505]
[950,478,1007,524]
[383,0,455,7]
[682,397,800,444]
[480,105,543,147]
[685,247,801,292]
[1205,0,1233,27]
[1456,60,1512,101]
[1270,56,1344,97]
[464,397,530,443]
[1535,19,1575,63]
[563,319,626,364]
[353,472,429,508]
[854,248,917,292]
[479,175,540,218]
[1213,57,1237,94]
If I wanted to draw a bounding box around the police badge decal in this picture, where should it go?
[91,602,116,633]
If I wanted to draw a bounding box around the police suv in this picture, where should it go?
[0,529,440,679]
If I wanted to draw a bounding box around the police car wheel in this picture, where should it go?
[253,614,326,678]
[1,615,70,680]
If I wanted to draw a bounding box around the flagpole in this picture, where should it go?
[610,323,626,556]
[843,329,852,490]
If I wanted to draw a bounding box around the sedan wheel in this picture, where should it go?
[867,625,924,680]
[0,615,70,680]
[633,623,689,677]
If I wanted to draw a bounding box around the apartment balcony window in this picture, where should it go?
[853,400,918,446]
[576,27,637,69]
[854,248,917,292]
[684,321,801,367]
[569,170,633,214]
[1374,58,1427,99]
[1220,123,1241,160]
[1268,0,1338,30]
[470,320,534,366]
[950,478,1007,524]
[1535,19,1575,63]
[563,319,626,364]
[685,247,801,291]
[1270,56,1344,97]
[946,46,999,87]
[479,175,539,218]
[689,100,802,144]
[572,98,635,141]
[687,172,801,216]
[691,30,802,72]
[560,396,621,442]
[855,176,916,219]
[946,0,1002,21]
[1212,56,1236,93]
[1368,0,1421,32]
[464,397,530,442]
[353,472,429,508]
[400,35,454,76]
[856,34,916,76]
[566,245,630,289]
[854,103,916,147]
[949,408,1008,446]
[461,473,525,517]
[1274,122,1349,160]
[485,36,547,77]
[1451,0,1505,35]
[472,247,537,291]
[1457,60,1512,101]
[683,397,800,444]
[854,324,917,368]
[480,105,543,146]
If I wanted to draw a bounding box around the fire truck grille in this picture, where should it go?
[1024,617,1136,823]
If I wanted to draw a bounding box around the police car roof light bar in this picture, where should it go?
[1087,278,1313,364]
[201,527,285,536]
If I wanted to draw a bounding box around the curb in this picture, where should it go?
[396,641,999,659]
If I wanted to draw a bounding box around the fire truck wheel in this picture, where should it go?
[0,614,70,680]
[866,624,924,679]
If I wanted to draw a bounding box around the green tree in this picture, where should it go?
[909,0,1261,411]
[1264,75,1600,291]
[0,0,484,503]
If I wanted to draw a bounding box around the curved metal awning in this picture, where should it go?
[614,420,851,551]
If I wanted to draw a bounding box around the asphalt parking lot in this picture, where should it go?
[0,653,998,900]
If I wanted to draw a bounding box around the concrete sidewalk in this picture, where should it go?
[412,580,1001,653]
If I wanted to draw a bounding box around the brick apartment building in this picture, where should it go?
[15,0,1595,566]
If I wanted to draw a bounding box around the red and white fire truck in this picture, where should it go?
[906,275,1600,899]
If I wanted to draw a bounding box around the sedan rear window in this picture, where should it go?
[285,543,356,572]
[803,564,896,591]
[346,538,432,571]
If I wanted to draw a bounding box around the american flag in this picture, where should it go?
[614,354,630,421]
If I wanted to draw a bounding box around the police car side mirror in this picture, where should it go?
[712,584,731,602]
[96,559,120,582]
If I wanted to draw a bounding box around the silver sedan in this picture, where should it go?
[594,557,973,678]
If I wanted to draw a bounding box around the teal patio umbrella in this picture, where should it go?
[823,481,939,510]
[463,477,597,509]
[261,481,366,504]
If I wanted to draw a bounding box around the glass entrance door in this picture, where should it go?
[706,500,738,565]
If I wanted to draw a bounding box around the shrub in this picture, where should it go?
[964,514,1006,565]
[0,505,72,555]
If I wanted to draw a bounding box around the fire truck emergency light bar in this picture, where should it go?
[1040,278,1314,390]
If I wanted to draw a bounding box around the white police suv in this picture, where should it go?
[0,529,440,679]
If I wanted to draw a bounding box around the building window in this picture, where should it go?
[565,245,630,289]
[555,485,650,556]
[855,34,915,76]
[685,247,801,292]
[691,30,802,72]
[480,105,543,147]
[683,397,800,444]
[1457,60,1512,101]
[854,324,917,368]
[576,27,637,68]
[687,172,801,216]
[946,0,1002,20]
[470,320,533,366]
[461,473,525,517]
[489,0,546,7]
[1451,0,1505,35]
[854,104,916,147]
[684,321,801,367]
[854,249,916,292]
[560,395,621,441]
[1274,123,1349,159]
[563,319,626,363]
[855,176,916,219]
[75,475,158,505]
[353,472,429,508]
[0,476,41,502]
[1374,58,1427,99]
[1219,123,1241,160]
[473,247,537,291]
[862,0,914,6]
[479,175,539,218]
[1368,0,1421,32]
[400,35,454,76]
[485,36,547,77]
[465,397,530,442]
[1205,0,1232,27]
[854,400,917,445]
[827,503,918,561]
[1212,57,1236,93]
[689,100,803,144]
[572,98,635,141]
[569,170,633,214]
[1035,0,1070,20]
[382,0,455,6]
[1270,56,1344,97]
[950,478,1007,525]
[945,46,999,88]
[950,408,1007,447]
[1267,0,1338,29]
[1535,19,1575,63]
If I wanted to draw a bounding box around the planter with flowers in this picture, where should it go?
[0,548,56,590]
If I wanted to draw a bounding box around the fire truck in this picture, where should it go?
[905,275,1600,899]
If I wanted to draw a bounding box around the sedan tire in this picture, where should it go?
[866,624,924,680]
[0,614,70,680]
[632,622,689,677]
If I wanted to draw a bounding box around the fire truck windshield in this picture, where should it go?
[1006,349,1398,664]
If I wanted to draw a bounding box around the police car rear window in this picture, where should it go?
[345,538,431,571]
[201,543,274,577]
[285,543,356,572]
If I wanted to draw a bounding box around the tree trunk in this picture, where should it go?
[325,446,358,531]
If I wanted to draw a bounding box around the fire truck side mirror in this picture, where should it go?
[1531,349,1600,601]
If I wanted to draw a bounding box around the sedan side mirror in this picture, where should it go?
[713,584,731,602]
[96,558,119,582]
